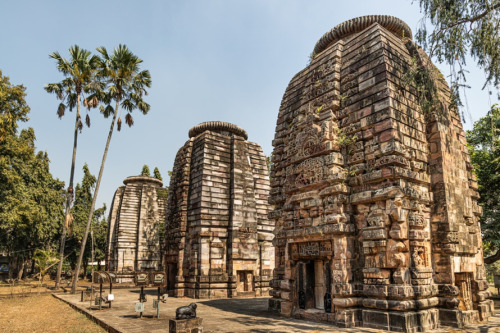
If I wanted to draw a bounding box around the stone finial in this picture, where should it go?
[313,15,413,55]
[123,175,163,187]
[188,121,248,140]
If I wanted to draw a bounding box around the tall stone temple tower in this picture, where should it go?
[106,176,167,282]
[267,15,493,331]
[164,121,274,298]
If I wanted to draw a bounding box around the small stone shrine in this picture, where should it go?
[267,15,493,331]
[164,121,274,298]
[106,176,167,281]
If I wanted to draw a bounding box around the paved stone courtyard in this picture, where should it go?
[55,289,500,332]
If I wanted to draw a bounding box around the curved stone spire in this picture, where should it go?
[313,15,412,55]
[188,121,248,140]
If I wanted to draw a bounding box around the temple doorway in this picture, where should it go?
[297,260,326,310]
[237,270,254,292]
[167,263,177,292]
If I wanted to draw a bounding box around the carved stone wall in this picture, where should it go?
[106,176,167,282]
[268,15,493,331]
[164,121,274,298]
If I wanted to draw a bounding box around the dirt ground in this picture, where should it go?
[0,294,105,333]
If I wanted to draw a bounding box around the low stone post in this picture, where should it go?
[169,318,203,333]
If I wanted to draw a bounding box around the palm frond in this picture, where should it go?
[117,117,122,131]
[85,114,91,128]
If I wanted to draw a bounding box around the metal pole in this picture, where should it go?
[140,286,144,318]
[109,281,113,308]
[99,282,102,310]
[157,287,160,319]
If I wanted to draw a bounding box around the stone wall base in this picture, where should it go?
[477,300,495,321]
[268,298,282,313]
[270,299,447,332]
[438,309,478,328]
[362,309,439,332]
[169,318,203,333]
[174,287,269,299]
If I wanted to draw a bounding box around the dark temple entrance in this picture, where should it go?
[297,260,326,310]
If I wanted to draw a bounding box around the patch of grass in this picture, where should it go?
[0,295,105,333]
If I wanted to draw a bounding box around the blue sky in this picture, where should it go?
[1,0,496,211]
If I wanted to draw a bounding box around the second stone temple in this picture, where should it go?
[164,121,274,298]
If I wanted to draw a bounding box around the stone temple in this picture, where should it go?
[267,15,493,331]
[164,121,274,298]
[106,175,167,282]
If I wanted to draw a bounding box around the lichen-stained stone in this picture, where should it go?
[164,121,274,299]
[106,176,167,282]
[268,15,493,332]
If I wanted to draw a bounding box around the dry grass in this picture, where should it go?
[0,294,105,333]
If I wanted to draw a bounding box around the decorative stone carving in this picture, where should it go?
[268,14,493,332]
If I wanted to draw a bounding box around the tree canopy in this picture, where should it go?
[153,167,162,181]
[0,71,64,279]
[141,164,151,177]
[467,104,500,263]
[416,0,500,102]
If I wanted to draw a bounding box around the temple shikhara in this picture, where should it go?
[105,175,167,282]
[267,15,494,331]
[164,121,274,298]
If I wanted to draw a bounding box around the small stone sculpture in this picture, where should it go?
[175,303,197,320]
[298,290,306,309]
[324,291,332,313]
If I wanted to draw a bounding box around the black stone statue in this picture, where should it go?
[175,303,197,320]
[324,291,332,313]
[298,290,306,309]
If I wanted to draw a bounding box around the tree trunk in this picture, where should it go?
[56,93,80,290]
[71,100,119,294]
[7,255,13,280]
[17,259,25,280]
[30,258,35,275]
[485,249,500,264]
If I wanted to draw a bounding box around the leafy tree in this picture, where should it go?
[71,45,151,293]
[0,72,64,279]
[141,164,151,177]
[0,70,29,141]
[33,249,58,286]
[467,104,500,264]
[153,167,162,181]
[65,164,106,278]
[415,0,500,104]
[45,45,100,289]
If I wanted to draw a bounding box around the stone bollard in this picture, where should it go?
[168,318,203,333]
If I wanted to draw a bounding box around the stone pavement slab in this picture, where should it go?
[55,289,500,332]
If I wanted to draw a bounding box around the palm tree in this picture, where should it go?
[71,45,151,293]
[45,45,99,290]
